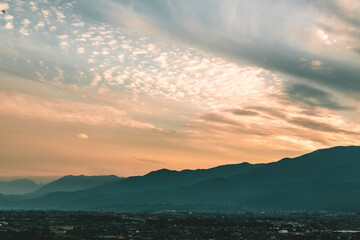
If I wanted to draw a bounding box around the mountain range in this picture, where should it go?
[1,146,359,212]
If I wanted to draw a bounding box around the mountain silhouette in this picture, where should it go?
[27,175,121,197]
[1,146,360,212]
[0,179,40,195]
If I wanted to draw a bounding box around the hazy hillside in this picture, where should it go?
[27,175,121,197]
[0,179,40,195]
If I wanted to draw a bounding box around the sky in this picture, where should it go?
[0,0,359,180]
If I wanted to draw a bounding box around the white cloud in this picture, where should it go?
[91,73,102,87]
[132,48,148,56]
[107,39,117,46]
[311,60,323,70]
[101,49,109,55]
[35,21,45,30]
[316,29,334,46]
[29,1,38,11]
[4,22,13,29]
[72,21,85,27]
[19,28,29,36]
[53,67,64,82]
[121,43,132,50]
[147,44,156,52]
[77,133,89,139]
[4,14,13,20]
[22,19,31,26]
[60,41,69,49]
[154,53,168,68]
[77,47,85,54]
[42,9,50,18]
[51,6,66,23]
[0,3,9,10]
[58,35,68,40]
[118,54,125,62]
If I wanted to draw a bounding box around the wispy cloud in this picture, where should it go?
[134,157,164,164]
[0,92,155,129]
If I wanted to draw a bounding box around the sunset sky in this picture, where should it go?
[0,0,360,180]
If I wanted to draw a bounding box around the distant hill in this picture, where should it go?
[27,175,121,197]
[0,179,40,195]
[5,162,262,209]
[2,146,360,212]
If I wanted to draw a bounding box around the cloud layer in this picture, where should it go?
[0,0,359,176]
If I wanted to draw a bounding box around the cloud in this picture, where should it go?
[310,60,323,70]
[4,22,13,29]
[77,47,85,54]
[228,109,259,116]
[287,117,357,135]
[35,21,45,30]
[22,19,31,26]
[191,91,360,153]
[134,157,164,164]
[95,0,360,94]
[71,21,85,27]
[316,29,333,45]
[77,133,89,139]
[200,113,240,126]
[1,0,360,170]
[310,0,360,28]
[4,14,14,21]
[0,92,156,129]
[285,83,353,110]
[0,3,9,10]
[19,27,29,36]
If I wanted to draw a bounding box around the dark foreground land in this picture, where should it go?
[0,210,360,240]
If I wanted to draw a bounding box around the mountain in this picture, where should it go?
[0,179,40,195]
[2,146,360,212]
[2,162,262,209]
[27,175,121,197]
[85,162,262,195]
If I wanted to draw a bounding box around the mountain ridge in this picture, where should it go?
[1,146,359,212]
